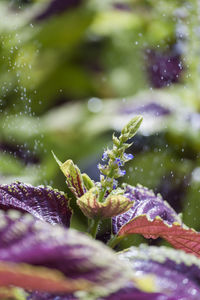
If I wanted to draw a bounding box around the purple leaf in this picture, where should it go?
[0,210,131,296]
[113,185,200,258]
[104,287,177,300]
[113,184,181,235]
[0,181,72,227]
[35,0,82,21]
[27,292,76,300]
[29,289,173,300]
[118,245,200,300]
[146,50,183,88]
[121,102,171,116]
[0,260,88,294]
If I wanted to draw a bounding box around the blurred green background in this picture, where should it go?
[1,0,200,235]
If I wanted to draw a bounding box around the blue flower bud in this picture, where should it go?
[102,151,108,161]
[115,158,123,166]
[123,153,134,161]
[118,169,126,177]
[113,179,118,189]
[98,163,104,170]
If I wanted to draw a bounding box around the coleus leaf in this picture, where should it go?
[28,243,197,300]
[113,184,200,258]
[82,173,95,191]
[29,290,177,300]
[104,287,177,300]
[27,291,76,300]
[53,153,87,198]
[77,187,132,218]
[113,184,181,234]
[0,260,88,294]
[0,210,132,297]
[116,245,200,300]
[0,287,27,300]
[0,181,72,227]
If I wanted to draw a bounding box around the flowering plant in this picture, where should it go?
[1,116,200,300]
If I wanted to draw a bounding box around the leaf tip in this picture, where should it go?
[51,151,62,167]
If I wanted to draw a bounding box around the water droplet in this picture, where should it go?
[88,97,103,113]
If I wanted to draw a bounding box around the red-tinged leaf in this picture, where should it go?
[113,184,181,236]
[0,181,71,227]
[118,215,200,258]
[0,261,89,293]
[0,211,132,296]
[112,184,200,256]
[53,155,87,198]
[77,187,132,218]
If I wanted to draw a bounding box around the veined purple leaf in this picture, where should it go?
[113,185,200,258]
[0,260,89,294]
[113,184,181,234]
[77,187,132,218]
[0,211,132,296]
[29,289,177,300]
[28,245,193,300]
[104,287,177,300]
[27,291,76,300]
[0,181,71,227]
[117,245,200,300]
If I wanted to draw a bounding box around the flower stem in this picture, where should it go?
[88,218,100,238]
[107,235,124,249]
[98,186,107,203]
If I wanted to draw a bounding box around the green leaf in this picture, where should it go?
[77,187,132,219]
[52,152,86,198]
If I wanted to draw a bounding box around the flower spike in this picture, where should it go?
[98,116,143,201]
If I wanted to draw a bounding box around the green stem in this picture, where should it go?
[98,186,107,203]
[107,235,124,249]
[98,136,126,203]
[99,167,116,203]
[88,218,100,238]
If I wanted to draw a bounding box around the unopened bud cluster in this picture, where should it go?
[98,116,143,200]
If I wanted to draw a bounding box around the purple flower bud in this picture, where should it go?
[115,158,123,166]
[118,169,126,177]
[106,177,112,183]
[98,163,103,170]
[102,151,108,161]
[113,179,118,189]
[98,164,109,176]
[123,153,134,161]
[100,175,105,181]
